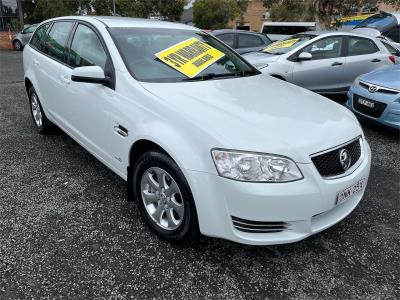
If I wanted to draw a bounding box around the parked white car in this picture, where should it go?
[243,31,399,94]
[24,16,371,245]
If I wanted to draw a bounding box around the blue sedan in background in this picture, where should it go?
[347,66,400,130]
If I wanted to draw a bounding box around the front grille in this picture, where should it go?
[311,138,362,178]
[231,216,287,233]
[359,81,400,95]
[353,94,387,118]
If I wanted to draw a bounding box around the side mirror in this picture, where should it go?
[71,66,110,85]
[297,52,312,61]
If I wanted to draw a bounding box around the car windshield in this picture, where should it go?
[261,34,316,55]
[109,27,259,82]
[355,13,396,30]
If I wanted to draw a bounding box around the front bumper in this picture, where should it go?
[347,86,400,130]
[186,139,371,245]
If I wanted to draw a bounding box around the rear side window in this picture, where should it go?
[43,22,74,62]
[385,27,400,43]
[218,33,235,47]
[69,24,107,70]
[382,41,399,56]
[347,37,379,56]
[237,33,263,48]
[30,23,50,51]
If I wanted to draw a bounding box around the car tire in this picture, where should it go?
[28,87,53,134]
[132,150,200,244]
[13,40,22,51]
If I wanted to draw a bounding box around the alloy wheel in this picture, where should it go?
[30,93,43,127]
[141,167,184,230]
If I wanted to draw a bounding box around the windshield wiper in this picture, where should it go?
[183,72,243,81]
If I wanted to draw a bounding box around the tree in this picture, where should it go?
[263,0,314,22]
[193,0,240,29]
[263,0,400,30]
[237,0,250,26]
[31,0,82,21]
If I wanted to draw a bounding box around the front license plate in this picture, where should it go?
[357,97,375,108]
[336,177,367,205]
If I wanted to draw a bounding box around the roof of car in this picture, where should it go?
[297,30,379,39]
[45,16,196,30]
[212,29,264,35]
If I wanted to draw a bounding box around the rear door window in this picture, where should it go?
[347,37,379,56]
[43,22,74,62]
[30,23,50,51]
[217,33,235,47]
[237,33,264,48]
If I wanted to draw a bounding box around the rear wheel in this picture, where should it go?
[28,87,53,134]
[13,40,22,51]
[132,150,200,244]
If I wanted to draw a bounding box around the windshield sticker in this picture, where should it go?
[263,38,300,52]
[155,37,225,78]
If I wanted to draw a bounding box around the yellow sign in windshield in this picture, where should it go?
[155,37,225,78]
[263,38,300,52]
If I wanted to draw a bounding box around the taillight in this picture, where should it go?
[389,55,396,64]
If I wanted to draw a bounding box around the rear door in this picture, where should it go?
[38,21,75,117]
[291,36,346,92]
[343,36,391,87]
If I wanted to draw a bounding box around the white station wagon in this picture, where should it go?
[23,16,371,245]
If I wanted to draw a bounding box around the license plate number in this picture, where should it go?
[358,97,375,108]
[336,177,367,205]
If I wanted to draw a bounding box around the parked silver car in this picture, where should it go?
[12,24,38,51]
[243,31,400,94]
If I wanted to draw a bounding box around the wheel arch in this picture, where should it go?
[25,77,33,95]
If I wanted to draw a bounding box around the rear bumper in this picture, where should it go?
[186,140,371,245]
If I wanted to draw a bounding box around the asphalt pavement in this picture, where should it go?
[0,50,399,299]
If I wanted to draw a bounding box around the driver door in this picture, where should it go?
[291,36,347,93]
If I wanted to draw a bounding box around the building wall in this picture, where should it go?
[228,0,266,32]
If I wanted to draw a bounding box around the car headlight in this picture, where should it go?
[354,75,361,86]
[211,149,303,182]
[253,63,269,70]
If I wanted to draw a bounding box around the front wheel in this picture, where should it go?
[132,150,200,244]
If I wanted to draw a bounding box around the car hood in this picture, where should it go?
[360,66,400,90]
[140,74,362,163]
[242,52,281,64]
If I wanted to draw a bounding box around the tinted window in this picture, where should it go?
[347,37,378,56]
[109,28,255,82]
[385,27,400,43]
[43,22,73,62]
[262,25,313,35]
[218,33,234,47]
[69,24,107,69]
[30,23,50,50]
[303,37,343,60]
[238,34,263,48]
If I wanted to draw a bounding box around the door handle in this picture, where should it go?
[33,59,40,66]
[371,58,381,63]
[114,125,128,137]
[331,62,343,66]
